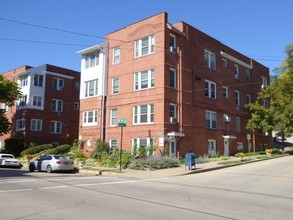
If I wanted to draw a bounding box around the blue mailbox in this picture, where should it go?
[185,152,196,170]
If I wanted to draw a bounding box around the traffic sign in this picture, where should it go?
[118,118,126,127]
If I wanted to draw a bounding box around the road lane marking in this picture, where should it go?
[0,188,32,193]
[273,173,293,182]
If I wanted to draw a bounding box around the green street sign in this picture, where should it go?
[118,118,126,127]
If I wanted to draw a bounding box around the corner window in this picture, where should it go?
[134,35,155,58]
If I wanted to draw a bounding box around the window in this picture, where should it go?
[263,100,269,108]
[205,111,217,129]
[222,58,228,68]
[51,99,63,112]
[236,117,241,132]
[85,79,98,97]
[74,102,79,110]
[132,137,154,155]
[113,47,120,64]
[134,35,155,57]
[31,119,42,131]
[205,80,216,99]
[169,103,177,123]
[16,119,26,131]
[18,95,27,107]
[223,86,228,98]
[170,34,176,52]
[169,68,176,88]
[134,69,154,90]
[50,121,62,134]
[85,52,99,68]
[110,108,118,126]
[112,77,120,94]
[109,139,118,153]
[237,142,244,152]
[133,104,154,124]
[75,82,80,90]
[246,94,251,104]
[34,74,43,87]
[234,64,240,79]
[235,90,240,107]
[246,69,251,83]
[261,77,268,88]
[33,96,42,107]
[53,78,64,90]
[204,50,216,69]
[83,110,98,126]
[19,75,28,87]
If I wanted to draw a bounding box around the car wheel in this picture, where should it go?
[46,165,53,173]
[29,164,35,172]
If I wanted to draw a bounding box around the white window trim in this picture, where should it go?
[32,96,42,107]
[53,77,64,91]
[16,119,26,131]
[113,47,120,64]
[170,68,177,88]
[134,35,155,58]
[110,108,118,127]
[204,50,216,70]
[134,69,155,90]
[85,79,99,98]
[205,110,217,129]
[83,110,98,126]
[51,99,63,112]
[132,137,154,155]
[223,86,228,98]
[234,64,240,79]
[235,90,240,107]
[133,104,154,125]
[50,121,62,134]
[109,139,118,152]
[112,77,120,94]
[205,80,216,99]
[31,119,42,131]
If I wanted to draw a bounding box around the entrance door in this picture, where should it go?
[169,140,176,157]
[208,139,217,157]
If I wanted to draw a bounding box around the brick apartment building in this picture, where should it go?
[0,64,80,149]
[78,12,271,157]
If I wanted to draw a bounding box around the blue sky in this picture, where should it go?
[0,0,292,75]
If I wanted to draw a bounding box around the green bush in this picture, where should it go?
[46,144,71,154]
[128,156,180,170]
[2,137,24,157]
[20,144,54,156]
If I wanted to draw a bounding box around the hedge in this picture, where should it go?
[20,144,54,156]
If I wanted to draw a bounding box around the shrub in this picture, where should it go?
[20,144,54,156]
[128,156,180,170]
[46,144,71,154]
[2,137,24,157]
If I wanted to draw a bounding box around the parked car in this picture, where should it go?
[274,132,286,142]
[0,153,21,168]
[29,154,74,173]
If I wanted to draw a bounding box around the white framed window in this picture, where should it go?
[205,80,216,99]
[113,47,120,64]
[222,58,228,68]
[112,77,120,94]
[261,77,268,88]
[234,64,240,79]
[51,99,63,112]
[85,79,98,97]
[110,108,118,126]
[31,119,42,131]
[32,96,42,107]
[50,121,62,134]
[132,137,154,155]
[237,142,244,152]
[133,104,154,124]
[18,95,27,107]
[109,139,118,152]
[134,35,155,58]
[169,103,177,123]
[16,119,26,131]
[223,86,228,98]
[53,78,64,90]
[246,69,251,83]
[169,34,176,52]
[246,94,251,104]
[204,50,216,70]
[205,110,217,129]
[235,90,240,107]
[19,75,28,87]
[84,52,99,68]
[170,68,176,88]
[34,74,43,87]
[134,69,154,90]
[236,117,241,132]
[83,110,98,126]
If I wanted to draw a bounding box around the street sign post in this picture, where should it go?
[118,118,126,172]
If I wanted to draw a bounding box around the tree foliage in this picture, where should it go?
[247,44,293,140]
[0,75,22,134]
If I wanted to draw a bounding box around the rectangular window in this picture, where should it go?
[19,75,28,87]
[223,86,228,98]
[132,137,154,155]
[110,108,118,126]
[33,96,42,107]
[85,52,99,68]
[236,117,241,132]
[235,90,240,107]
[109,139,118,153]
[74,102,79,110]
[246,69,251,83]
[261,77,268,88]
[169,68,176,88]
[83,110,98,126]
[112,77,120,94]
[34,74,43,87]
[134,69,155,90]
[205,80,216,99]
[31,119,42,131]
[205,111,217,129]
[113,47,120,64]
[234,64,240,79]
[51,99,63,112]
[204,50,216,70]
[16,119,26,131]
[134,35,155,58]
[50,121,62,134]
[53,78,64,90]
[170,34,176,52]
[133,104,154,124]
[222,58,228,68]
[246,94,251,104]
[263,100,269,108]
[18,95,27,107]
[85,79,98,97]
[169,103,177,123]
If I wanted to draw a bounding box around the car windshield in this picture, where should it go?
[53,155,66,159]
[1,155,14,158]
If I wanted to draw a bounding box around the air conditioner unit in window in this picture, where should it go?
[223,114,231,123]
[170,117,177,123]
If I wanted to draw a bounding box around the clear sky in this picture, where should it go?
[0,0,292,75]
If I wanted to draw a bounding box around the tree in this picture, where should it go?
[247,44,293,142]
[0,75,22,134]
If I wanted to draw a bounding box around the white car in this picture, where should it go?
[0,154,21,168]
